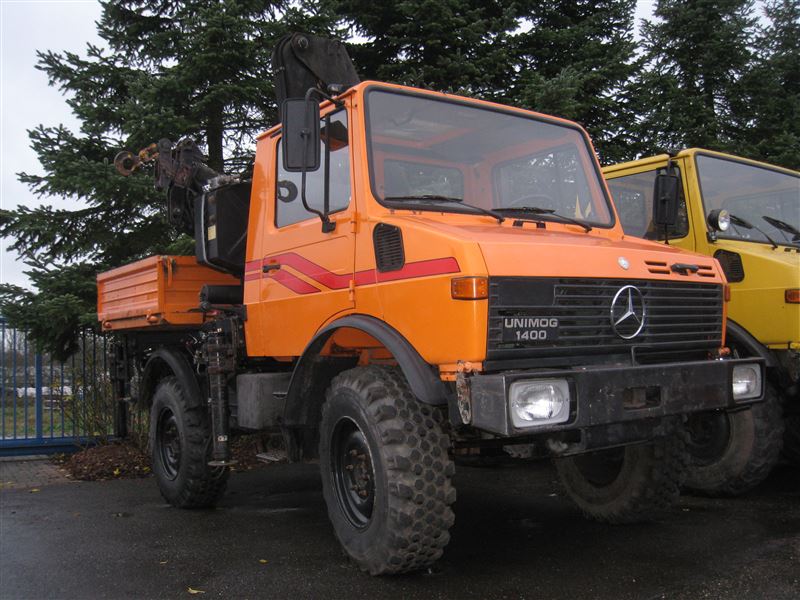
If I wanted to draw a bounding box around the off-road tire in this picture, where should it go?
[319,366,456,575]
[684,384,784,496]
[150,377,229,508]
[554,422,688,524]
[783,412,800,465]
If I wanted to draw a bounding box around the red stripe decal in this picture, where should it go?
[270,269,319,295]
[245,253,460,294]
[244,259,261,272]
[375,257,460,283]
[270,252,352,289]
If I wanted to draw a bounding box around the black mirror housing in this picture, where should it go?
[281,99,320,172]
[653,172,680,227]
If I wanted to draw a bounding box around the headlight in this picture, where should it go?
[732,363,762,400]
[707,209,730,232]
[509,379,571,428]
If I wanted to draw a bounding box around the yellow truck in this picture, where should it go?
[604,149,799,495]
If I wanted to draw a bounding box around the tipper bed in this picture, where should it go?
[97,255,240,331]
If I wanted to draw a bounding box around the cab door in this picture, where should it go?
[251,107,355,357]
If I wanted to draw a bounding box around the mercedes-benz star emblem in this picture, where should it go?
[610,285,646,339]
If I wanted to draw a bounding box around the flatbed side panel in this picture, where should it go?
[97,255,240,331]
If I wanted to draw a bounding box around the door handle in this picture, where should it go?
[262,263,281,273]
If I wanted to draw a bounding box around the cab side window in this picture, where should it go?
[607,169,689,240]
[276,111,351,227]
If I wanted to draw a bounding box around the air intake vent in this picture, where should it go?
[645,260,670,274]
[696,264,715,278]
[374,224,405,272]
[713,250,745,283]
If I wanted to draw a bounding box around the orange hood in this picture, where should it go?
[387,215,724,284]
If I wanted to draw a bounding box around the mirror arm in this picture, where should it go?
[323,115,331,218]
[298,94,336,233]
[663,158,673,244]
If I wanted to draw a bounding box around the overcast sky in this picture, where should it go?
[0,0,656,290]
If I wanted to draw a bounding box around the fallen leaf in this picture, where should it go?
[159,561,168,565]
[113,468,121,477]
[187,587,205,595]
[29,488,40,493]
[259,559,268,564]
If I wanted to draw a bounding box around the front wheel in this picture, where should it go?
[684,384,784,496]
[319,366,456,575]
[554,423,688,524]
[150,377,229,508]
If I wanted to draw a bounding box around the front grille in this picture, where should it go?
[487,277,723,362]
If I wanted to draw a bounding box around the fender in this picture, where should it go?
[140,347,203,407]
[283,315,449,427]
[727,320,777,369]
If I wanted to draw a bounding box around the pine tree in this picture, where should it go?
[332,0,520,98]
[0,0,333,358]
[736,0,800,169]
[510,0,640,164]
[634,0,757,154]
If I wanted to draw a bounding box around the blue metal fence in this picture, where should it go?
[0,319,114,455]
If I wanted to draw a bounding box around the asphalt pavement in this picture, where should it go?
[1,459,798,599]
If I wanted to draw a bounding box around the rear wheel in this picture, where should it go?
[684,384,784,496]
[554,422,688,523]
[150,377,229,508]
[783,413,800,465]
[319,366,456,575]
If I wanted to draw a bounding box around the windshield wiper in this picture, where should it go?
[729,214,779,249]
[495,206,592,232]
[762,215,800,242]
[383,195,505,223]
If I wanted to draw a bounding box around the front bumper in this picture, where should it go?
[463,358,765,440]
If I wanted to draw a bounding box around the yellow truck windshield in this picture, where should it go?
[696,154,800,246]
[364,88,614,227]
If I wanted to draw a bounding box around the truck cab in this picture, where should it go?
[604,148,799,494]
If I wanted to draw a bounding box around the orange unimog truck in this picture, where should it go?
[99,35,764,575]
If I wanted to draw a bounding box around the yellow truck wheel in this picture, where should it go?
[684,384,784,496]
[783,413,800,465]
[554,419,688,524]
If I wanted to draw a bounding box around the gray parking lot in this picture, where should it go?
[1,459,798,599]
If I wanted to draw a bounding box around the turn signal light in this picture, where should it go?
[786,289,800,304]
[451,276,488,300]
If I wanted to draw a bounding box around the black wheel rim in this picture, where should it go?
[686,411,731,465]
[573,447,626,487]
[157,408,181,481]
[331,417,375,529]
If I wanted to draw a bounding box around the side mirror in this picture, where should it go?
[281,99,320,172]
[653,172,679,227]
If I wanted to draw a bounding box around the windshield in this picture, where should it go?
[364,88,614,226]
[696,154,800,246]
